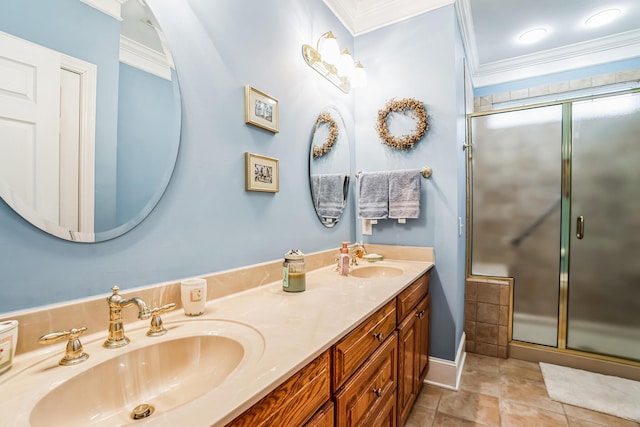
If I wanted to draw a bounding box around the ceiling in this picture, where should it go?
[121,0,164,54]
[323,0,640,87]
[81,0,173,79]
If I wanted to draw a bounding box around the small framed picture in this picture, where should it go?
[245,85,279,133]
[245,152,279,192]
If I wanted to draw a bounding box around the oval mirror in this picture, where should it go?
[0,0,181,242]
[309,107,350,227]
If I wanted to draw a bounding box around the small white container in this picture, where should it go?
[0,320,18,375]
[181,278,207,316]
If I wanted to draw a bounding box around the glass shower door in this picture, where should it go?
[470,105,563,347]
[568,92,640,361]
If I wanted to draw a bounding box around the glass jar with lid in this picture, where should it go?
[283,249,306,292]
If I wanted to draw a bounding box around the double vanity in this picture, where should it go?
[0,245,433,426]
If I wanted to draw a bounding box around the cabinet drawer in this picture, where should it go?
[335,331,397,427]
[333,300,397,390]
[396,273,430,322]
[227,350,331,427]
[305,401,334,427]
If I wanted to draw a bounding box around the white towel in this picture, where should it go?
[358,171,389,219]
[314,173,348,219]
[388,169,420,219]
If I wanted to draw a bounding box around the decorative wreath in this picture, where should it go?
[376,98,428,150]
[312,112,339,158]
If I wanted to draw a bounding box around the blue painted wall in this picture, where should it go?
[116,64,180,228]
[354,5,467,360]
[4,0,632,364]
[0,0,120,231]
[0,0,354,312]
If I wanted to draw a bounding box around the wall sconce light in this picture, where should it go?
[302,31,367,93]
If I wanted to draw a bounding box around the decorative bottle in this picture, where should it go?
[339,242,350,276]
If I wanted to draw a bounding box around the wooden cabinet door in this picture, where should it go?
[396,308,418,427]
[364,392,396,427]
[416,293,431,386]
[335,332,397,427]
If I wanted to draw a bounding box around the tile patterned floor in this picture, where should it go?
[405,353,640,427]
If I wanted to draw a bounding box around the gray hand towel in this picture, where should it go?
[358,171,389,219]
[310,174,321,210]
[388,169,421,219]
[315,173,348,219]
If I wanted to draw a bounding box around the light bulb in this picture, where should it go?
[318,32,339,64]
[337,48,355,78]
[518,28,548,44]
[585,9,621,28]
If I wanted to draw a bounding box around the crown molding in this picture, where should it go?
[456,0,640,88]
[119,35,171,80]
[80,0,126,21]
[322,0,357,36]
[323,0,454,36]
[354,0,454,35]
[472,29,640,88]
[455,0,479,76]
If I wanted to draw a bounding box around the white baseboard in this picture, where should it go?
[424,332,466,390]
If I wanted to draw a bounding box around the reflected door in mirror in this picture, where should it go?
[0,33,62,227]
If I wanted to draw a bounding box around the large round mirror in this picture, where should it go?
[0,0,181,242]
[309,106,350,227]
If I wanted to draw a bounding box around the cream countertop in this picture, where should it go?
[0,257,433,426]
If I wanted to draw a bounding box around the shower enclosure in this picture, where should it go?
[467,90,640,363]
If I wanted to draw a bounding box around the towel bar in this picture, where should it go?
[355,167,432,179]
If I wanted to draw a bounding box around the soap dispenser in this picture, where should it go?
[339,242,350,276]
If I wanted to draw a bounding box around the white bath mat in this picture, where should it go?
[540,362,640,422]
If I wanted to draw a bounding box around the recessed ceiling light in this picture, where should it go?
[585,8,621,28]
[518,28,548,44]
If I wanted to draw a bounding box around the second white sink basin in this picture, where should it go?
[349,265,404,278]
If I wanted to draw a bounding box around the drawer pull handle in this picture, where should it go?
[416,310,425,319]
[373,387,383,397]
[373,332,385,341]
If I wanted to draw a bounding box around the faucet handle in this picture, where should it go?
[146,303,176,337]
[107,285,123,305]
[39,327,90,366]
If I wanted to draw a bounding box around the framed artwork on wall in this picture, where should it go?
[245,152,279,192]
[245,85,279,133]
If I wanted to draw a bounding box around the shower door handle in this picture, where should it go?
[576,216,585,239]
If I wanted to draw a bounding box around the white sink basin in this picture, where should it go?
[349,265,404,278]
[5,319,264,426]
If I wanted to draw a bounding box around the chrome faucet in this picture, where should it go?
[104,286,151,348]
